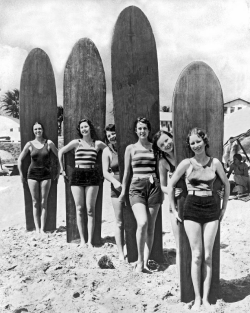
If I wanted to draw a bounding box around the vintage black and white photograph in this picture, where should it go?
[0,0,250,312]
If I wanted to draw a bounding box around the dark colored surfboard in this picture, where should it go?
[112,6,162,263]
[173,61,224,303]
[20,48,58,231]
[64,38,106,244]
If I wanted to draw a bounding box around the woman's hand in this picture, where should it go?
[217,188,224,199]
[118,192,126,203]
[61,170,69,182]
[174,188,182,198]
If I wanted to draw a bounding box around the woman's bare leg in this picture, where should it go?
[71,185,86,246]
[131,203,148,272]
[40,179,51,233]
[202,220,219,309]
[170,210,180,278]
[184,220,203,311]
[85,185,99,247]
[28,179,40,233]
[111,197,125,260]
[144,204,161,269]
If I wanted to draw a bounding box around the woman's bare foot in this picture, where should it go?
[203,299,212,311]
[191,299,202,311]
[87,242,94,249]
[79,241,87,248]
[134,261,144,273]
[40,230,47,236]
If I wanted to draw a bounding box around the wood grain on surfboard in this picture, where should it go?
[64,38,106,244]
[173,61,224,303]
[20,48,58,231]
[112,6,162,263]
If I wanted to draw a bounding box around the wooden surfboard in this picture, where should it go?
[20,48,58,231]
[173,61,224,303]
[112,6,162,263]
[64,38,106,245]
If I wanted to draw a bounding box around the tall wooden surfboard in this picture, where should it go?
[173,61,224,303]
[64,38,106,244]
[20,48,58,231]
[112,6,162,263]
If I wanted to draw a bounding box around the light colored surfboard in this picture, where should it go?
[173,61,224,303]
[112,6,162,263]
[20,48,58,231]
[64,38,106,244]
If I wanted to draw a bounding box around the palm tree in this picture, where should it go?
[0,89,20,118]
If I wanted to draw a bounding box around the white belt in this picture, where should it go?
[76,165,96,169]
[188,190,212,197]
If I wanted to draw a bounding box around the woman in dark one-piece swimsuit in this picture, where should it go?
[18,122,60,234]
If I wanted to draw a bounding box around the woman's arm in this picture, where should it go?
[214,158,230,221]
[47,140,60,180]
[96,140,107,152]
[167,159,190,222]
[159,158,169,194]
[58,140,78,174]
[118,145,132,202]
[17,142,31,183]
[47,140,58,157]
[102,147,121,189]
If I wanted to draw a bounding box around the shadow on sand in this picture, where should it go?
[221,274,250,303]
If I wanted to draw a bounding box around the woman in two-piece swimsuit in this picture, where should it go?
[119,117,163,272]
[167,127,229,310]
[18,122,59,234]
[102,124,125,262]
[58,118,106,248]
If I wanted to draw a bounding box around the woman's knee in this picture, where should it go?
[116,219,124,230]
[192,250,202,266]
[86,205,95,217]
[137,219,148,231]
[204,252,213,266]
[75,205,83,214]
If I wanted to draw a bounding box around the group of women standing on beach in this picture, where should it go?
[18,116,230,310]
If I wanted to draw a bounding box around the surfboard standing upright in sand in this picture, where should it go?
[20,48,58,231]
[112,6,162,263]
[64,38,106,244]
[173,61,224,303]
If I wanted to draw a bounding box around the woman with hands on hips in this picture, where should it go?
[167,127,229,311]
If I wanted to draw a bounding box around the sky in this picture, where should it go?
[1,0,250,122]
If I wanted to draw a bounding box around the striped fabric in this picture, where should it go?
[131,149,156,178]
[75,144,97,166]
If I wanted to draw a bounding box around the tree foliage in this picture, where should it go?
[0,89,20,118]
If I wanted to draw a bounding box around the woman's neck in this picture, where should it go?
[82,134,92,144]
[138,138,150,147]
[193,152,209,163]
[165,150,175,164]
[34,136,44,143]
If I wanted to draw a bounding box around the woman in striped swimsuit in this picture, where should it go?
[59,119,106,247]
[119,117,163,272]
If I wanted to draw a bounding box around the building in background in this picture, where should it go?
[0,116,20,142]
[224,98,250,115]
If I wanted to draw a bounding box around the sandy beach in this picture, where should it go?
[0,175,250,313]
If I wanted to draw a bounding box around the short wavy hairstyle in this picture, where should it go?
[233,153,242,161]
[152,130,173,159]
[186,127,209,151]
[104,123,116,144]
[134,117,152,132]
[76,118,98,141]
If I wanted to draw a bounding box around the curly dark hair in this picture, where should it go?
[233,153,242,161]
[76,118,98,141]
[104,124,116,144]
[152,130,173,160]
[186,127,209,152]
